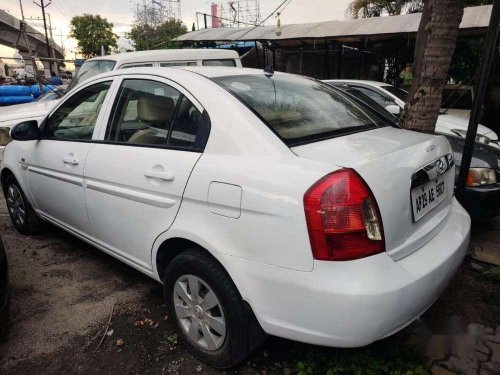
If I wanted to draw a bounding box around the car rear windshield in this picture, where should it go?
[213,74,384,145]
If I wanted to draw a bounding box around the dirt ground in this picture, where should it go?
[0,194,499,375]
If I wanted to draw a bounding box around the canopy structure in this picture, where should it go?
[178,5,492,47]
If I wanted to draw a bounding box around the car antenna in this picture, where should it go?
[264,65,274,78]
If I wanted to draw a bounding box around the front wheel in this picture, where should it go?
[4,175,43,235]
[163,248,253,369]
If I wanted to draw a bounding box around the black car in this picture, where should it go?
[0,235,9,338]
[332,84,500,220]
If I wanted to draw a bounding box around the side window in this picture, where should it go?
[105,79,208,150]
[160,61,197,67]
[202,59,236,67]
[169,96,204,149]
[43,81,112,140]
[106,79,180,146]
[121,63,154,69]
[355,86,394,108]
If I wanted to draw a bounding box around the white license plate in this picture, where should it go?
[411,178,446,222]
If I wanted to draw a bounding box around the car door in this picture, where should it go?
[84,76,208,271]
[26,79,114,236]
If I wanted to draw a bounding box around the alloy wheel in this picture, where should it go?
[6,184,26,226]
[173,274,226,351]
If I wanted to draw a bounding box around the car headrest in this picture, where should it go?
[137,93,175,123]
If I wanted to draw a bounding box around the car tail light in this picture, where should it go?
[304,169,385,261]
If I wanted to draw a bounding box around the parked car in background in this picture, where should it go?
[2,67,470,368]
[0,49,242,155]
[0,235,9,339]
[324,80,499,148]
[441,85,474,120]
[336,84,500,220]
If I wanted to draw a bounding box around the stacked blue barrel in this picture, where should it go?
[0,85,54,105]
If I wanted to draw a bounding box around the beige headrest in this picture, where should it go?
[138,94,175,123]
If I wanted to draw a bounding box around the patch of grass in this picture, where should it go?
[292,337,426,375]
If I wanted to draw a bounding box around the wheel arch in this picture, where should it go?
[153,234,266,346]
[1,168,14,194]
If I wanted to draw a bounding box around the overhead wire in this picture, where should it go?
[235,0,293,41]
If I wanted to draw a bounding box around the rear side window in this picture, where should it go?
[106,79,207,150]
[202,59,236,67]
[160,61,197,67]
[214,74,382,145]
[121,63,154,69]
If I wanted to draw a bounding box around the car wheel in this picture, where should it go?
[4,175,43,235]
[163,248,252,369]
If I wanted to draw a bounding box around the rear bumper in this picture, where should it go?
[222,198,470,347]
[461,183,500,220]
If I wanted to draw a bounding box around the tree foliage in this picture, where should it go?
[346,0,491,19]
[128,2,187,51]
[69,14,118,58]
[128,19,187,51]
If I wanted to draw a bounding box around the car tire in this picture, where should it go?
[163,248,253,369]
[4,175,43,235]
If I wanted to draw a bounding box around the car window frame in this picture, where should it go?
[39,77,119,143]
[94,74,210,153]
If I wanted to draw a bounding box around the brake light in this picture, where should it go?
[304,169,385,261]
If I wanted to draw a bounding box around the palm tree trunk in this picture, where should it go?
[400,0,464,133]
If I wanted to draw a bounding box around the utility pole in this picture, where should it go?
[33,0,52,77]
[16,0,41,88]
[47,13,58,73]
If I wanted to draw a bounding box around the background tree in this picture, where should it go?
[70,15,118,58]
[346,0,423,18]
[128,2,187,51]
[346,0,491,18]
[128,19,187,50]
[399,0,464,133]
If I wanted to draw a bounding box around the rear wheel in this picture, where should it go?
[4,175,42,235]
[163,248,253,369]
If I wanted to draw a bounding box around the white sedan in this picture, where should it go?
[324,79,499,148]
[1,67,470,368]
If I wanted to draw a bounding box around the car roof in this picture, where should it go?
[178,66,281,78]
[88,49,240,65]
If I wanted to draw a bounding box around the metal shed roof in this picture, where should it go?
[177,5,492,44]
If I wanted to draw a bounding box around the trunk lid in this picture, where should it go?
[293,127,456,261]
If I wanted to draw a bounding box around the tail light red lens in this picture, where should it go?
[304,169,385,261]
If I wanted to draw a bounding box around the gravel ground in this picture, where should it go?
[0,195,498,375]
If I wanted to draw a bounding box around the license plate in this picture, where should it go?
[411,178,446,222]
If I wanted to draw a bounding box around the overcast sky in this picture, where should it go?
[0,0,351,61]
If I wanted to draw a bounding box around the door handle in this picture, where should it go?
[144,170,175,181]
[62,155,79,165]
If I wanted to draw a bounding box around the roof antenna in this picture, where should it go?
[264,65,274,78]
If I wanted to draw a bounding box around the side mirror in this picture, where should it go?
[11,120,40,141]
[385,104,401,116]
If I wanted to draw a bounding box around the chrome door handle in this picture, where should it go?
[62,156,79,165]
[144,170,175,181]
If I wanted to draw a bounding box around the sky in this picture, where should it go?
[0,0,351,63]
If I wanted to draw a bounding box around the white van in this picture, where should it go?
[65,49,242,93]
[0,49,242,157]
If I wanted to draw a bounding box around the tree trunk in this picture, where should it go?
[400,0,464,133]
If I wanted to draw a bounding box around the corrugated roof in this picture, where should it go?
[177,5,491,43]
